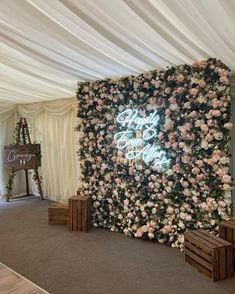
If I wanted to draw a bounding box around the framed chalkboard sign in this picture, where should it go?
[4,144,41,171]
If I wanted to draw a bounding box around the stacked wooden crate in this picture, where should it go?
[68,195,92,232]
[48,203,69,225]
[219,218,235,271]
[184,229,233,281]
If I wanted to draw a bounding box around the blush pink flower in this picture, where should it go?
[198,80,206,88]
[200,124,209,133]
[211,110,221,117]
[190,88,198,96]
[189,111,197,118]
[181,181,189,188]
[219,76,229,85]
[207,91,217,99]
[165,109,172,116]
[177,87,185,94]
[177,74,185,82]
[169,96,176,104]
[184,122,192,131]
[173,163,181,173]
[192,167,200,175]
[224,123,233,130]
[182,155,190,163]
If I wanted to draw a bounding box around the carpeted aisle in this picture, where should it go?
[0,197,234,294]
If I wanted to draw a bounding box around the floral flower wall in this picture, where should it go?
[76,58,232,249]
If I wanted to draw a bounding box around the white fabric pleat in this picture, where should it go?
[0,0,235,103]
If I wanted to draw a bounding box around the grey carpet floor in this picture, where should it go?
[0,197,235,294]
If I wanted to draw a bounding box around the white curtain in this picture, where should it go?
[0,98,80,203]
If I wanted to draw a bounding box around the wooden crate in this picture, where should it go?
[184,229,233,281]
[48,203,68,225]
[68,195,92,232]
[219,218,235,271]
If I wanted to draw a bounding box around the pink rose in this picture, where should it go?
[211,110,221,117]
[192,167,200,175]
[173,163,181,173]
[189,111,197,118]
[219,76,229,85]
[213,149,222,156]
[207,120,214,126]
[200,124,209,133]
[158,132,164,140]
[165,142,171,148]
[196,174,204,181]
[184,122,192,131]
[192,60,208,68]
[211,100,220,108]
[177,74,185,82]
[143,82,149,88]
[192,196,198,203]
[135,231,143,238]
[207,91,216,99]
[166,207,174,214]
[223,184,231,191]
[177,87,185,94]
[181,181,189,188]
[124,199,129,206]
[172,142,178,150]
[218,68,228,76]
[182,155,190,163]
[169,96,176,104]
[165,109,172,116]
[161,225,171,234]
[198,80,206,88]
[186,215,192,221]
[195,160,203,167]
[178,142,185,148]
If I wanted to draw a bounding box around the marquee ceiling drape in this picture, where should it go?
[0,0,235,103]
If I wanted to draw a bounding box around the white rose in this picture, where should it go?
[214,132,223,140]
[201,140,209,150]
[220,157,230,165]
[195,119,205,127]
[183,102,191,109]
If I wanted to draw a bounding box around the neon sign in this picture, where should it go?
[114,109,171,168]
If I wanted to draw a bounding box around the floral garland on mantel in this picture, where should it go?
[76,58,232,249]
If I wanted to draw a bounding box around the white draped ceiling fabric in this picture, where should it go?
[0,0,235,206]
